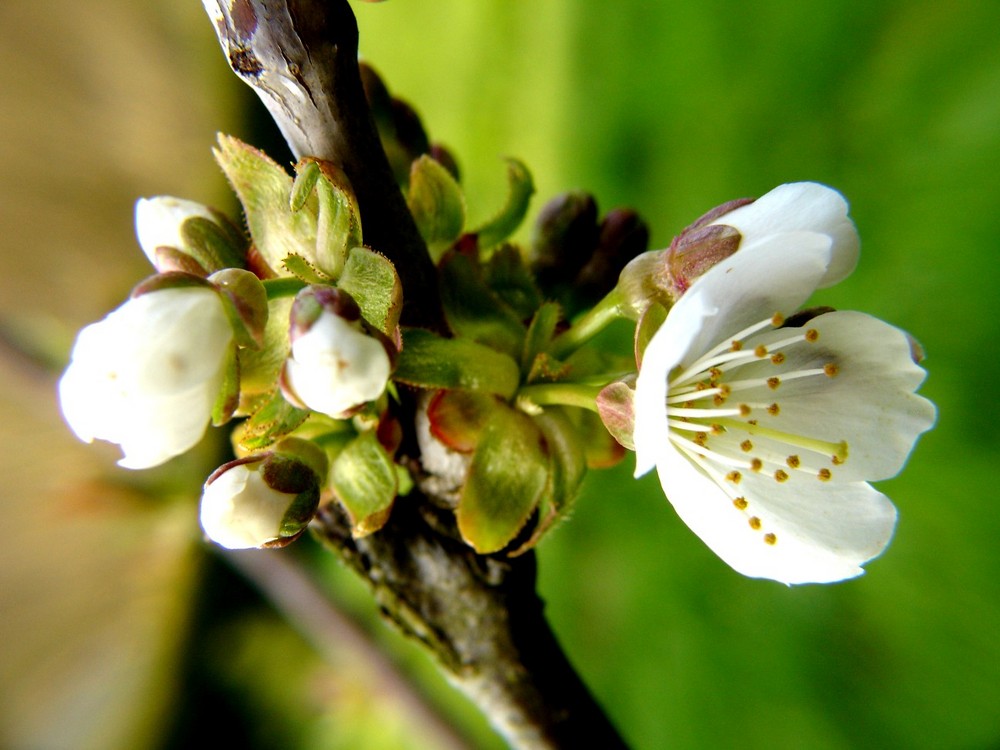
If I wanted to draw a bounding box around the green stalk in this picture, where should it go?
[548,288,627,360]
[517,382,603,412]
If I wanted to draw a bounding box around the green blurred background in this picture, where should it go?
[1,1,998,748]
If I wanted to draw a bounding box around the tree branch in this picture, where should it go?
[202,0,442,330]
[202,1,628,747]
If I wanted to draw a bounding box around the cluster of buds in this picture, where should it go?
[59,110,934,583]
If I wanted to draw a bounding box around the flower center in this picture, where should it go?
[665,312,849,545]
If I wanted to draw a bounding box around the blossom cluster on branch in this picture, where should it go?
[58,72,934,584]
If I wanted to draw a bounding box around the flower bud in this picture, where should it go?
[135,196,246,274]
[573,208,650,307]
[58,282,235,469]
[530,191,600,290]
[199,450,322,549]
[280,286,392,418]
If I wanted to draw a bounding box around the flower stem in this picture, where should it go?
[263,277,307,300]
[549,288,627,360]
[517,382,603,412]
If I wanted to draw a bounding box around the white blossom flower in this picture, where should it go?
[58,286,233,469]
[709,181,860,288]
[135,196,218,267]
[199,455,319,550]
[632,231,935,584]
[281,289,391,418]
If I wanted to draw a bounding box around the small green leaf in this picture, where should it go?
[304,158,362,278]
[337,246,403,337]
[211,340,240,426]
[395,329,520,398]
[239,390,310,452]
[238,297,293,397]
[471,158,535,251]
[282,253,331,284]
[214,135,318,277]
[407,155,465,258]
[457,406,548,553]
[510,408,587,554]
[521,302,562,376]
[330,430,398,537]
[440,252,525,359]
[484,245,543,319]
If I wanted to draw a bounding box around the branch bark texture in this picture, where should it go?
[202,1,628,747]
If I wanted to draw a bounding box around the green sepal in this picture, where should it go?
[150,247,210,277]
[213,134,319,278]
[426,389,500,453]
[510,408,587,555]
[521,302,562,377]
[440,252,525,359]
[484,245,544,320]
[131,271,213,298]
[209,268,269,349]
[407,155,465,259]
[456,405,548,554]
[330,430,399,537]
[180,214,247,272]
[272,436,330,487]
[337,246,403,338]
[237,297,292,398]
[211,340,241,426]
[258,451,322,536]
[395,329,520,398]
[595,377,637,451]
[634,301,669,367]
[281,253,331,284]
[239,390,310,452]
[470,158,535,251]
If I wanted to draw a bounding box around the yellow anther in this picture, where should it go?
[763,533,777,545]
[739,404,752,417]
[740,440,754,452]
[733,496,749,510]
[767,377,781,390]
[767,403,780,416]
[774,469,789,483]
[749,516,762,530]
[751,458,763,472]
[731,340,743,352]
[805,329,819,342]
[786,455,801,469]
[771,313,785,327]
[726,471,742,484]
[770,352,786,365]
[824,362,840,377]
[818,468,832,481]
[754,344,769,358]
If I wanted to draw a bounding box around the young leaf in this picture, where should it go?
[336,246,403,338]
[407,155,465,257]
[239,389,310,452]
[457,406,549,554]
[329,430,399,537]
[471,158,535,251]
[394,329,520,398]
[440,252,525,359]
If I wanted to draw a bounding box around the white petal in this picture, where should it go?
[728,310,935,480]
[135,196,215,268]
[674,230,833,370]
[713,182,859,288]
[658,444,896,584]
[200,465,287,549]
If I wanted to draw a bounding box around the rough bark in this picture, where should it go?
[202,2,628,747]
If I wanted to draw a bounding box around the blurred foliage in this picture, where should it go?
[1,1,998,749]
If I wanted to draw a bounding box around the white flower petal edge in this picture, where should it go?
[712,182,859,289]
[200,463,288,549]
[58,287,233,469]
[135,196,216,267]
[633,231,935,584]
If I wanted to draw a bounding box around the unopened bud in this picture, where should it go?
[135,196,246,274]
[199,449,323,549]
[530,191,600,289]
[573,208,650,306]
[281,286,392,418]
